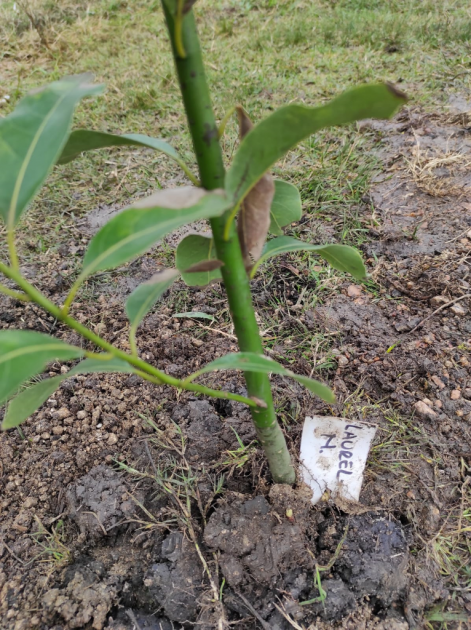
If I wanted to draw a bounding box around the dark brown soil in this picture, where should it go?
[1,108,471,630]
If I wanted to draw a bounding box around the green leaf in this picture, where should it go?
[162,0,197,15]
[2,376,65,430]
[226,83,406,205]
[0,74,102,227]
[173,311,216,321]
[176,234,222,286]
[57,131,199,185]
[187,352,335,403]
[269,180,302,236]
[1,356,138,430]
[0,330,83,405]
[81,187,230,278]
[59,131,179,164]
[251,236,366,280]
[126,269,180,329]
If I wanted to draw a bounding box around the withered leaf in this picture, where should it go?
[184,259,224,273]
[183,0,198,13]
[236,106,275,271]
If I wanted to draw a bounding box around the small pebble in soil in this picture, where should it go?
[430,295,448,307]
[450,390,461,400]
[414,400,437,419]
[347,284,362,298]
[431,375,445,389]
[450,303,466,316]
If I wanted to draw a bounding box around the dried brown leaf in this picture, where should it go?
[184,260,224,273]
[236,107,275,271]
[183,0,198,13]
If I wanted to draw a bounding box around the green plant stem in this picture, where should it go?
[7,229,19,270]
[175,159,200,186]
[129,323,138,356]
[0,261,259,409]
[62,276,83,315]
[0,282,30,301]
[222,199,242,241]
[161,5,295,484]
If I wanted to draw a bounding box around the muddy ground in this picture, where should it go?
[1,108,471,629]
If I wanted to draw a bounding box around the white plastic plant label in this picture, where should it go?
[300,416,377,505]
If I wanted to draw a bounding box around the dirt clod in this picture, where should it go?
[66,465,141,542]
[143,532,203,623]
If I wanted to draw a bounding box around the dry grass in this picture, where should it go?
[406,139,471,198]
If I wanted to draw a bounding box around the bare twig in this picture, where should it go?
[408,294,471,334]
[3,540,25,565]
[125,609,143,630]
[144,439,159,477]
[16,0,51,49]
[233,590,271,630]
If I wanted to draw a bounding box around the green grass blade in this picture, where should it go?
[173,311,216,321]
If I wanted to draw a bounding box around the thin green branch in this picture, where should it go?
[61,276,84,315]
[129,323,138,356]
[176,158,200,186]
[0,282,30,301]
[0,261,259,409]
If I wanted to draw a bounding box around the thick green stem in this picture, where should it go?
[161,5,295,484]
[0,262,259,409]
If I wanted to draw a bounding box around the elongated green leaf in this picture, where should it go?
[59,131,180,164]
[1,356,138,430]
[57,131,198,184]
[226,83,406,204]
[2,375,65,430]
[251,236,366,280]
[269,180,302,235]
[173,311,216,321]
[176,234,222,286]
[126,269,180,329]
[81,187,230,278]
[162,0,197,14]
[0,331,83,405]
[188,352,334,403]
[0,74,102,227]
